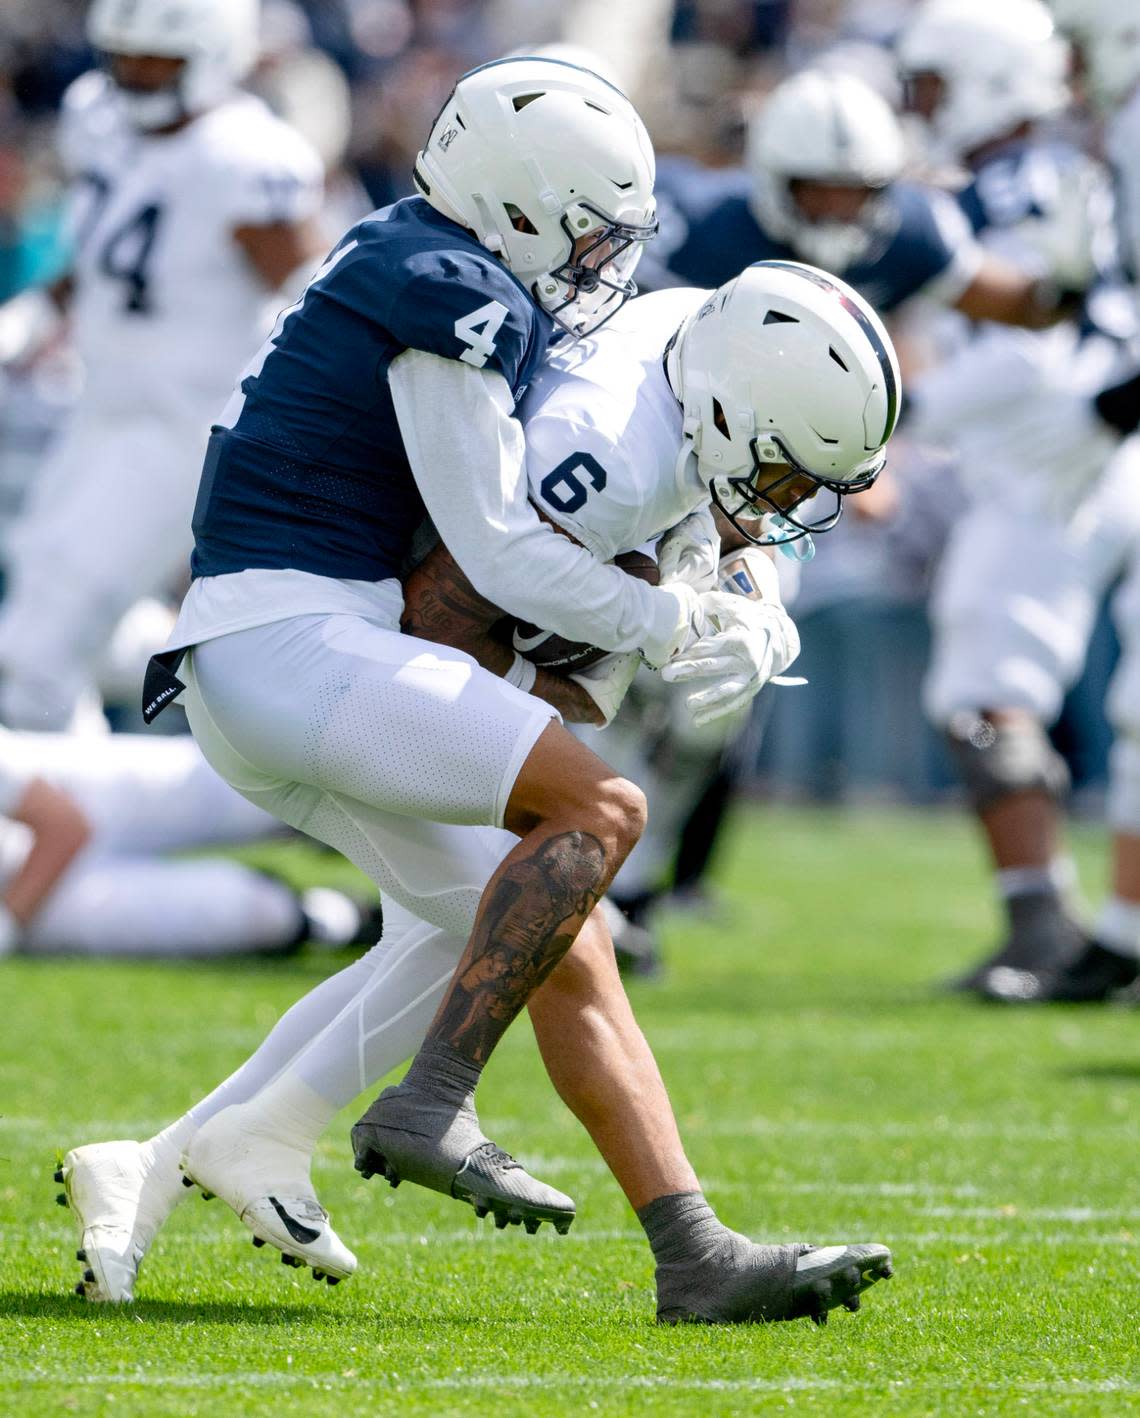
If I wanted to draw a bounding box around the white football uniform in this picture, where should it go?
[916,138,1140,725]
[0,729,304,956]
[1093,88,1140,831]
[522,287,709,559]
[0,74,323,729]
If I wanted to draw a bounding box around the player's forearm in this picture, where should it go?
[4,779,91,925]
[389,350,685,663]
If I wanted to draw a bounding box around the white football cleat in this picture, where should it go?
[55,1137,186,1302]
[180,1102,357,1285]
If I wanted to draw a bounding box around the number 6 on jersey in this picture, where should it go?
[454,299,508,367]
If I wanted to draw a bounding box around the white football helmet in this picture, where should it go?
[414,56,657,337]
[87,0,258,130]
[667,261,901,547]
[747,70,906,271]
[897,0,1069,164]
[1049,0,1140,112]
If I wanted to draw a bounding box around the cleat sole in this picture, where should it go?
[356,1139,574,1237]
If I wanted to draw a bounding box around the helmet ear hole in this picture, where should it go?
[711,397,730,439]
[503,203,539,235]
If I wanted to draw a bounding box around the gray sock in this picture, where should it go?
[637,1191,727,1265]
[638,1191,806,1323]
[403,1039,483,1107]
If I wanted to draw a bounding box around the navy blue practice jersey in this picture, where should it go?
[190,198,553,583]
[640,155,974,315]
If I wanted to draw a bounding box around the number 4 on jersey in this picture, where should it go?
[454,299,508,367]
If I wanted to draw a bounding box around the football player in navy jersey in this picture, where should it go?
[895,0,1140,999]
[58,59,832,1310]
[641,67,1082,329]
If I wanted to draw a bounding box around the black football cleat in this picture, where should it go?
[352,1082,575,1236]
[655,1240,893,1326]
[983,940,1140,1004]
[948,893,1088,994]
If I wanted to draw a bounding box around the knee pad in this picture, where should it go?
[944,714,1070,814]
[1108,735,1140,835]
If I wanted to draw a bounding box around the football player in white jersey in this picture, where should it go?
[896,0,1140,997]
[0,0,325,730]
[991,0,1140,1000]
[0,728,377,959]
[57,261,899,1323]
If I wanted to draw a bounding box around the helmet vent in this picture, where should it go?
[612,179,633,190]
[512,93,545,112]
[810,427,840,445]
[711,398,730,439]
[583,100,612,114]
[829,346,849,371]
[762,309,798,326]
[503,202,538,235]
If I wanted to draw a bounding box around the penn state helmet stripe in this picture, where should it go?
[754,260,899,444]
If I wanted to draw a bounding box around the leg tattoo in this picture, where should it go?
[430,831,606,1064]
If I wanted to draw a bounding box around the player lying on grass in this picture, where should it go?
[58,261,898,1324]
[0,728,378,959]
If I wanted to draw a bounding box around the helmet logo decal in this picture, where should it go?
[438,125,459,152]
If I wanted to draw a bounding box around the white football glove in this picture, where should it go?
[569,650,641,727]
[656,505,721,592]
[660,590,800,726]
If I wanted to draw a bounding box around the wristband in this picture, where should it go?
[504,652,537,694]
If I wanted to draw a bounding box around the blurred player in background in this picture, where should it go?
[0,727,378,958]
[995,0,1140,1001]
[896,0,1140,998]
[0,0,325,729]
[614,59,1089,961]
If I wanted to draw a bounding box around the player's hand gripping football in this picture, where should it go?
[655,505,721,592]
[661,548,801,726]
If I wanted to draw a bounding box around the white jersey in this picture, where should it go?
[520,288,709,561]
[908,139,1125,515]
[59,73,322,426]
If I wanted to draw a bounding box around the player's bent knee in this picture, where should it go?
[944,711,1070,815]
[592,776,648,863]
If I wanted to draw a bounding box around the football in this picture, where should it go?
[497,549,660,673]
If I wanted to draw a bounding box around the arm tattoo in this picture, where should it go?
[428,830,607,1064]
[402,541,511,667]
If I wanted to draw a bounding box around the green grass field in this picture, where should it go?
[2,803,1139,1417]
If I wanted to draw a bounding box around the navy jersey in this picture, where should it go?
[641,155,974,315]
[190,198,552,582]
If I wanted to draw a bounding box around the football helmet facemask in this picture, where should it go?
[667,261,902,548]
[414,56,658,337]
